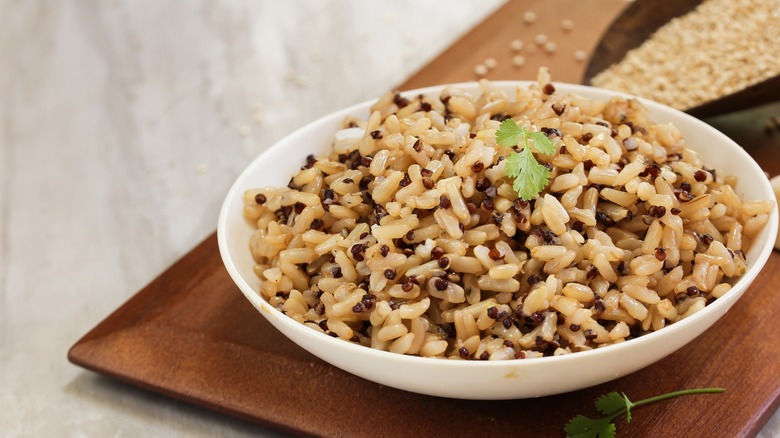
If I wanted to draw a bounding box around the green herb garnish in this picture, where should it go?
[564,387,726,438]
[496,119,555,201]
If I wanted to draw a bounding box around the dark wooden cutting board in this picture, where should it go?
[69,1,780,436]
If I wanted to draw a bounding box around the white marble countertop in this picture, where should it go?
[2,1,779,436]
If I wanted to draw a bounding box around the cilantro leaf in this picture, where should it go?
[495,118,523,147]
[527,131,556,154]
[498,119,554,201]
[622,393,633,423]
[505,148,551,201]
[565,388,725,438]
[564,415,616,438]
[595,392,629,417]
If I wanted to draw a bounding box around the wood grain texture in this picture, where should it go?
[400,0,626,90]
[69,1,780,436]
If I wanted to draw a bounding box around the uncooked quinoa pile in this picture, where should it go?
[591,0,780,110]
[243,70,772,360]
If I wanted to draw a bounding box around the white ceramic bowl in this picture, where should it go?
[218,82,777,400]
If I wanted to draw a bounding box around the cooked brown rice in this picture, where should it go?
[242,69,773,360]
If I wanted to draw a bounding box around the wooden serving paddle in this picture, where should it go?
[584,0,780,118]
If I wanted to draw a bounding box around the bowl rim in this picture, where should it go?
[217,80,778,371]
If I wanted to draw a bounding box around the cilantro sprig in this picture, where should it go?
[565,387,726,438]
[496,119,555,201]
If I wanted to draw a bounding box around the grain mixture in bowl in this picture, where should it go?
[243,70,772,360]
